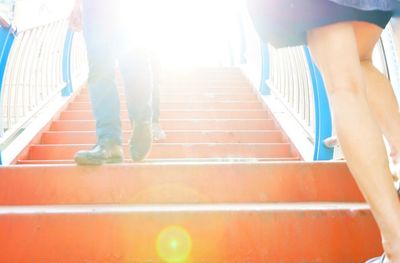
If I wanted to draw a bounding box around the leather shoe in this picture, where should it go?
[74,140,123,165]
[130,121,152,161]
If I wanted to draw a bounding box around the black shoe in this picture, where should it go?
[130,121,152,162]
[74,140,123,165]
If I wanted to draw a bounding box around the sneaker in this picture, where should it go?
[365,254,387,263]
[130,121,152,161]
[74,140,123,165]
[152,122,166,141]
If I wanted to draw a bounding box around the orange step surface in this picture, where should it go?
[26,143,296,160]
[0,162,363,205]
[49,119,278,131]
[6,68,378,262]
[41,130,284,144]
[60,109,270,120]
[75,92,259,102]
[0,205,380,263]
[68,101,265,111]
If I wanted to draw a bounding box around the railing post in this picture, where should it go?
[237,10,246,64]
[0,25,15,165]
[62,29,74,96]
[303,46,333,161]
[259,41,270,95]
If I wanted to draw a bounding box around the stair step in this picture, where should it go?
[0,203,380,263]
[60,110,270,120]
[8,67,372,262]
[17,157,301,165]
[68,102,264,111]
[161,74,248,81]
[160,78,249,83]
[79,89,256,95]
[79,86,253,94]
[26,143,296,160]
[162,70,244,75]
[50,119,277,131]
[74,94,259,102]
[0,162,362,204]
[41,130,285,144]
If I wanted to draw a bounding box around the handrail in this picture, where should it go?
[266,45,333,160]
[0,0,87,164]
[380,21,400,104]
[302,47,333,160]
[241,9,400,161]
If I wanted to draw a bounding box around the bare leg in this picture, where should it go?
[363,64,400,158]
[307,22,400,261]
[351,22,400,177]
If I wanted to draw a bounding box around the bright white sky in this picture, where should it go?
[119,0,244,68]
[11,0,246,68]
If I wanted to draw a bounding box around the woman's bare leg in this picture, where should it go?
[307,22,400,261]
[352,22,400,177]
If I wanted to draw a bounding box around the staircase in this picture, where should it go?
[0,68,381,262]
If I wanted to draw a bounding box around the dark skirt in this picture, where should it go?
[247,0,393,48]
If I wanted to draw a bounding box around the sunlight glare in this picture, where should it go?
[119,0,242,68]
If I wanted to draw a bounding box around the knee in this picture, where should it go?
[323,69,366,98]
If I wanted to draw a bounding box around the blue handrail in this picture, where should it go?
[259,41,270,95]
[62,29,74,96]
[0,24,15,164]
[303,46,333,161]
[258,39,334,160]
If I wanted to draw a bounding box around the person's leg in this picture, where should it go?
[352,22,400,177]
[118,49,153,123]
[117,48,153,161]
[307,22,400,261]
[81,1,122,144]
[150,52,161,124]
[150,52,166,141]
[74,1,123,165]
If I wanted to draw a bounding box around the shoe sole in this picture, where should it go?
[130,144,152,162]
[74,156,123,166]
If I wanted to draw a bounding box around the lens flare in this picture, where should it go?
[156,226,192,262]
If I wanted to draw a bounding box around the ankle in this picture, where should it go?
[383,237,400,262]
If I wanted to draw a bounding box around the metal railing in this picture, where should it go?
[268,46,315,137]
[239,4,336,160]
[241,8,400,161]
[379,20,400,103]
[0,0,87,163]
[266,45,333,160]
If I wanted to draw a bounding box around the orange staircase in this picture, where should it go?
[0,68,381,262]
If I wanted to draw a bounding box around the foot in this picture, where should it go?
[365,254,387,263]
[324,135,339,148]
[130,121,152,161]
[74,140,123,165]
[152,122,166,141]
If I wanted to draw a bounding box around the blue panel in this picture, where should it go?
[303,46,333,161]
[259,41,270,95]
[0,26,15,165]
[0,27,14,95]
[62,30,74,96]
